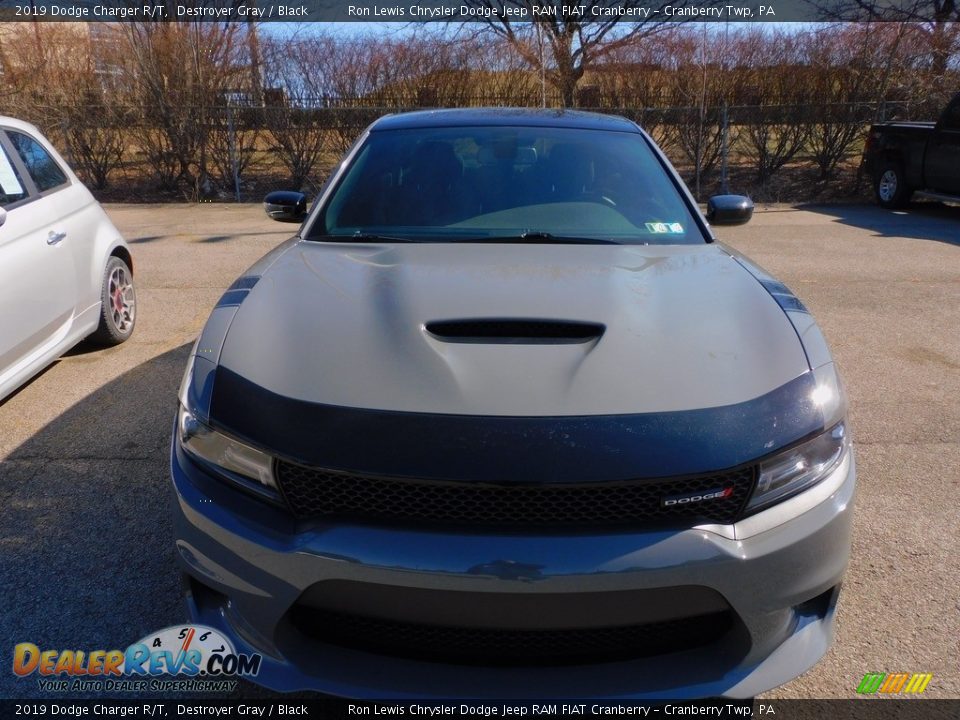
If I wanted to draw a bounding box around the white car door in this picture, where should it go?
[0,128,78,375]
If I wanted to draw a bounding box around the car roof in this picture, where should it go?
[370,108,640,133]
[0,116,44,134]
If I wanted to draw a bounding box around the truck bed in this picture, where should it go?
[871,121,935,132]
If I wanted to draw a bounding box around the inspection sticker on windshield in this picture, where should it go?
[646,222,684,234]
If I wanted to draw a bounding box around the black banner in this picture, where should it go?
[1,700,958,719]
[0,0,953,23]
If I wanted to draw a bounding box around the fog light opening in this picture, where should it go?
[795,584,841,621]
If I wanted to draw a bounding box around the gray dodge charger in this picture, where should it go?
[171,109,854,697]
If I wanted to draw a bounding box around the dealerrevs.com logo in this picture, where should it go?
[13,625,262,692]
[856,672,933,694]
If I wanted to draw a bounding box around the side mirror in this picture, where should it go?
[263,191,307,223]
[706,195,754,226]
[0,207,6,228]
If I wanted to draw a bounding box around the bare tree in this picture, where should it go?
[800,25,884,179]
[120,20,248,195]
[665,27,725,197]
[455,1,717,107]
[208,107,261,192]
[813,0,960,83]
[65,113,129,190]
[264,108,328,190]
[731,29,813,184]
[0,24,131,188]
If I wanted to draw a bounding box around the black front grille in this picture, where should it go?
[275,461,755,529]
[290,606,734,666]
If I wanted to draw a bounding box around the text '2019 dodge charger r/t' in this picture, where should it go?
[171,109,854,698]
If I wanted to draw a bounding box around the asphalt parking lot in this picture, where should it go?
[0,201,958,700]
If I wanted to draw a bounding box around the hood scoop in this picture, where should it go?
[425,319,605,345]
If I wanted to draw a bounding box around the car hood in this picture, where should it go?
[216,241,809,417]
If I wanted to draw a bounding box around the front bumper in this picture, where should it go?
[170,439,855,698]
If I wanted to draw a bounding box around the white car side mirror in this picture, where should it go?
[0,207,7,228]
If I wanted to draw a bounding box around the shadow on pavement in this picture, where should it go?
[0,362,59,406]
[0,343,288,699]
[801,202,960,246]
[0,345,191,698]
[198,231,292,244]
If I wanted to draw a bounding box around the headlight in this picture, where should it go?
[746,422,848,513]
[177,405,278,495]
[811,362,846,429]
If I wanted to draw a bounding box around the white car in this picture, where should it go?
[0,117,135,402]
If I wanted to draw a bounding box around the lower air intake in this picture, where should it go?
[289,607,735,666]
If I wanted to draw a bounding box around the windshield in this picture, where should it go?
[310,125,706,245]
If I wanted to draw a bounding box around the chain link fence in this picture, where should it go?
[28,99,923,203]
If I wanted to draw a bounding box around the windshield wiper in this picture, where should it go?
[463,232,620,245]
[349,232,416,243]
[314,232,620,245]
[308,233,417,243]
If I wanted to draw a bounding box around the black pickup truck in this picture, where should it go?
[862,92,960,208]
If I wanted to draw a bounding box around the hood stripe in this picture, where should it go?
[759,279,808,313]
[215,275,261,308]
[208,368,824,484]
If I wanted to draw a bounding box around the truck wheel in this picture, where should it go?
[875,163,911,209]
